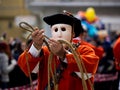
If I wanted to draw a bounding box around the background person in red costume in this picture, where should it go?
[18,11,99,90]
[113,36,120,90]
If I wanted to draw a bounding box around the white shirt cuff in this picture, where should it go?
[29,44,41,57]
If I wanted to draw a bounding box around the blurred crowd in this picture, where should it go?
[0,7,120,90]
[75,7,120,90]
[0,37,37,90]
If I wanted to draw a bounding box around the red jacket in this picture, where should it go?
[18,43,99,90]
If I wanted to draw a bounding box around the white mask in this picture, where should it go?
[51,24,72,42]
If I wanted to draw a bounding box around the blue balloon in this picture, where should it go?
[82,21,98,38]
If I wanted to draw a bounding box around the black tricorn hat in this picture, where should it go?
[43,13,84,37]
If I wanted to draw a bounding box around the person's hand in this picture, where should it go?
[32,27,45,50]
[11,59,17,66]
[48,39,66,60]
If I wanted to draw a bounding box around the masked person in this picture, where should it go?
[18,12,99,90]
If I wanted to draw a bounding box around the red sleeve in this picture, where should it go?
[94,46,104,60]
[66,45,99,74]
[82,41,104,60]
[18,50,41,76]
[113,37,120,70]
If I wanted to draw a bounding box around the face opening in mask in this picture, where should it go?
[51,24,73,42]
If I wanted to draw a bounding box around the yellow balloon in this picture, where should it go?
[85,7,96,22]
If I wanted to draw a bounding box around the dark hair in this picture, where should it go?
[0,41,12,59]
